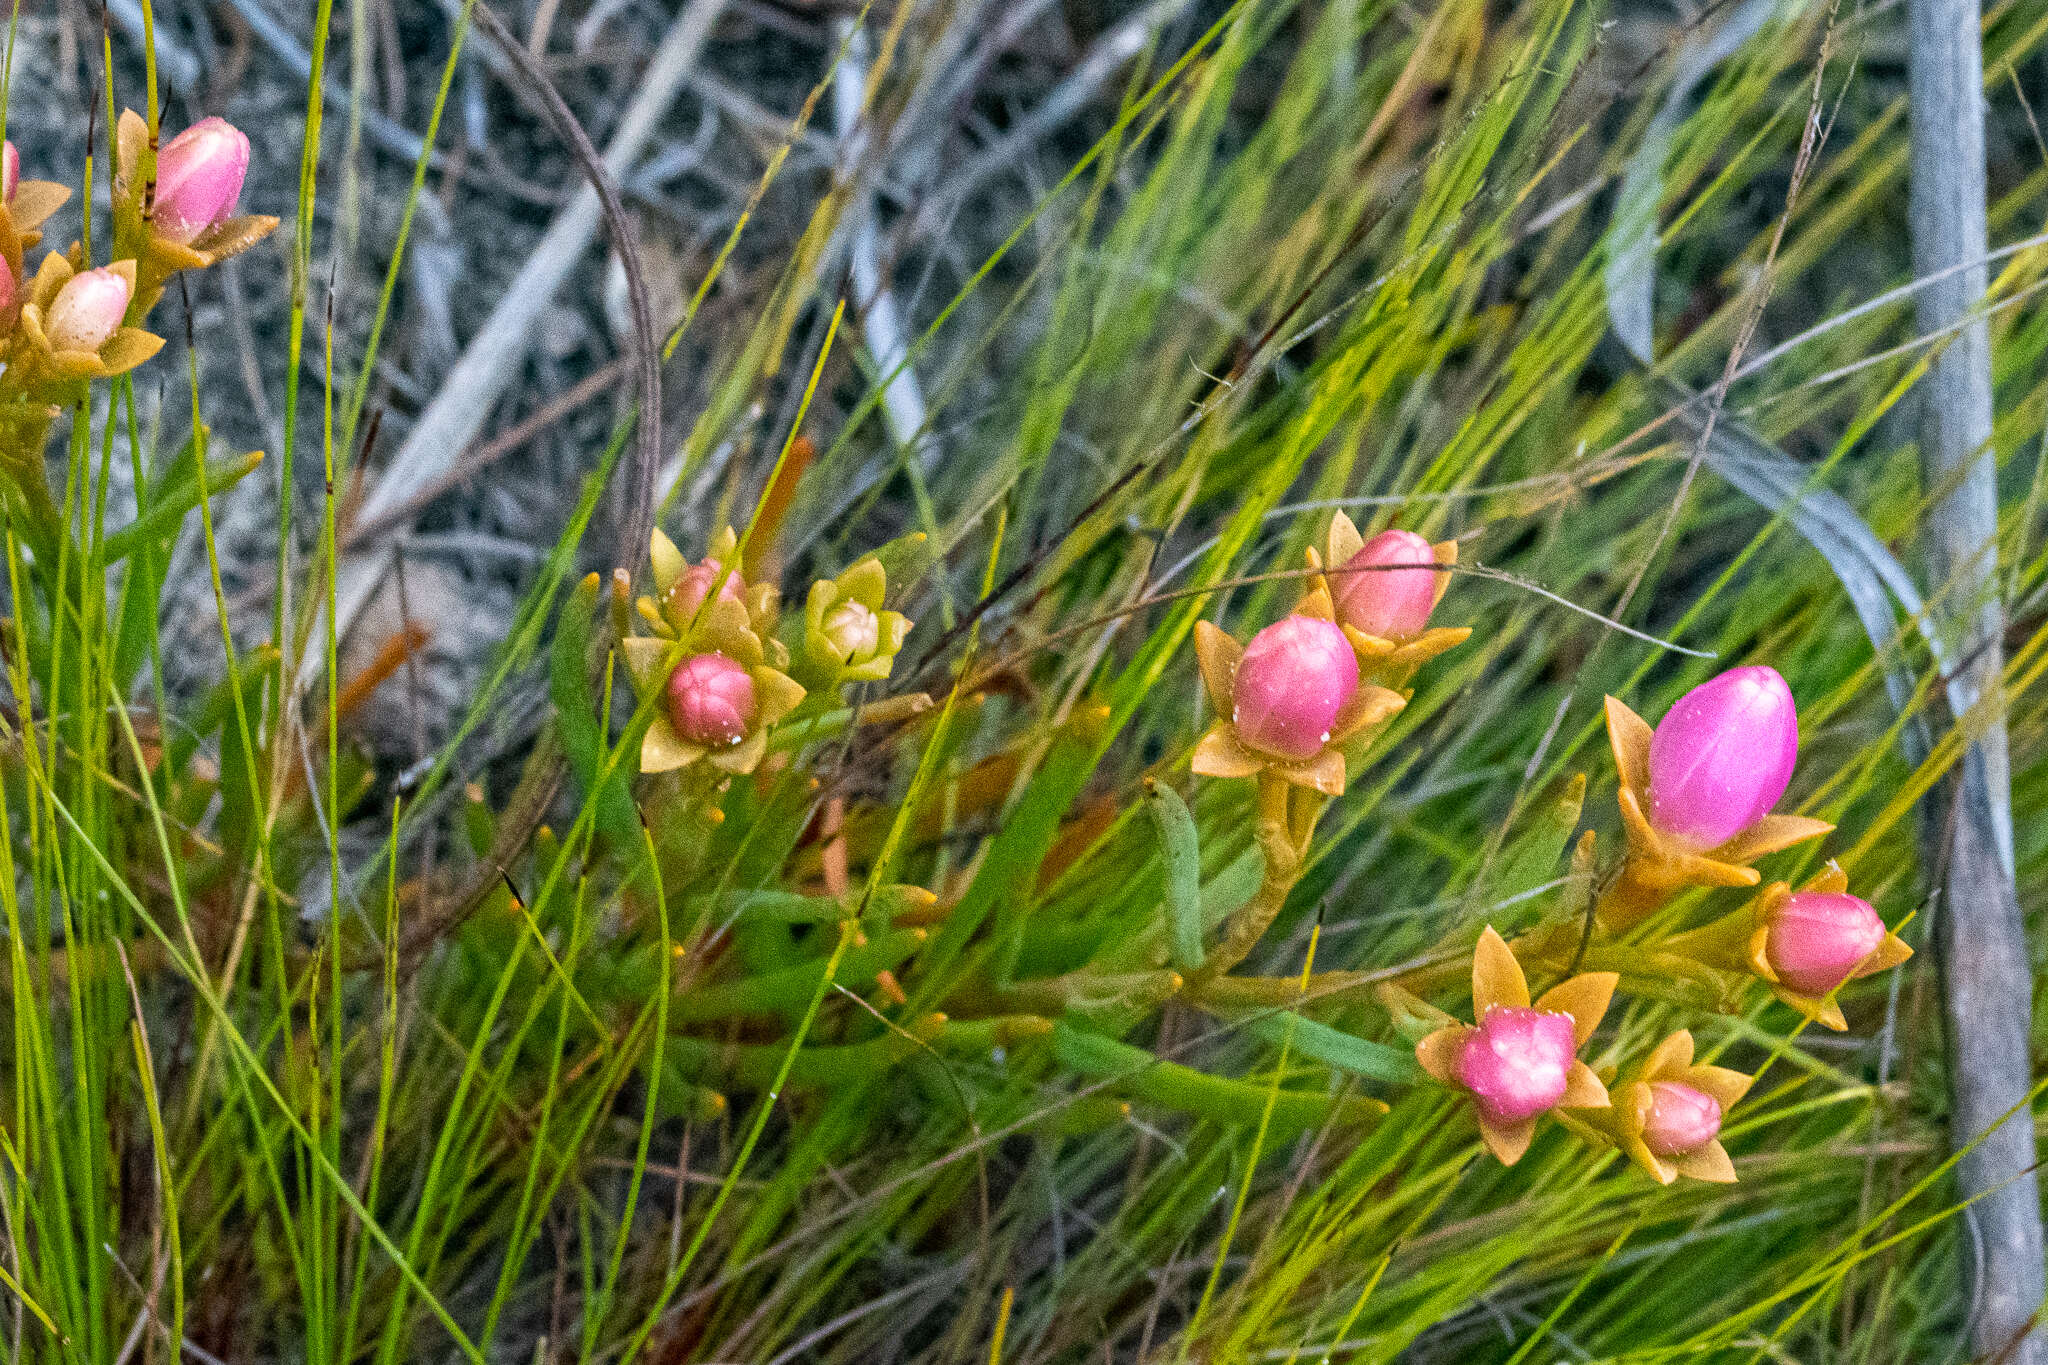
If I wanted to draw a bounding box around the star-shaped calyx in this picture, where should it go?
[1190,586,1404,796]
[1597,678,1831,928]
[1562,1029,1752,1184]
[1415,926,1616,1165]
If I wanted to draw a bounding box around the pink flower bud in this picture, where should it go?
[2,141,17,203]
[1457,1006,1576,1126]
[1641,1081,1722,1156]
[820,599,879,662]
[1232,614,1358,760]
[666,652,756,748]
[664,558,745,625]
[1766,891,1885,996]
[152,118,250,244]
[1646,665,1798,849]
[1333,528,1439,640]
[0,262,17,315]
[45,267,132,353]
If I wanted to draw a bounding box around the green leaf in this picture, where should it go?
[668,929,928,1022]
[101,448,265,565]
[695,885,936,926]
[1243,1012,1424,1085]
[1052,1021,1387,1133]
[1144,778,1204,970]
[1091,843,1263,973]
[1490,772,1585,911]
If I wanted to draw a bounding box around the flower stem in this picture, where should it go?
[1185,775,1324,991]
[1591,853,1667,930]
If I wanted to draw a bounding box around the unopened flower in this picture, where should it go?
[1458,1007,1577,1127]
[624,621,802,777]
[1307,512,1469,673]
[111,109,277,288]
[1662,864,1911,1030]
[1563,1030,1750,1184]
[1763,891,1886,995]
[152,118,251,244]
[45,267,130,352]
[2,142,16,204]
[667,652,756,748]
[1749,876,1911,1029]
[1647,666,1798,849]
[663,549,745,625]
[802,556,911,685]
[1415,926,1614,1165]
[15,256,162,381]
[823,601,878,658]
[1641,1082,1723,1157]
[1596,667,1831,928]
[1336,528,1437,636]
[639,526,783,661]
[1235,614,1356,759]
[1191,590,1403,795]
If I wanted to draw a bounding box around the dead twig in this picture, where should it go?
[1908,0,2045,1354]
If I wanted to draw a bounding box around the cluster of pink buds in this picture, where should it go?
[1192,514,1461,796]
[1423,665,1909,1174]
[0,117,273,398]
[623,527,919,783]
[1411,927,1762,1180]
[1177,515,1911,1185]
[1597,664,1912,1022]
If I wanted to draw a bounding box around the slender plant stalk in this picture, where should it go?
[1187,776,1325,991]
[1906,0,2046,1358]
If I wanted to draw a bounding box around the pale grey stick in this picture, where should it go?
[1908,0,2045,1360]
[833,19,933,461]
[907,0,1196,242]
[314,0,726,688]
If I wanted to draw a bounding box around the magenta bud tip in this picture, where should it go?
[1458,1005,1576,1126]
[666,651,757,748]
[1641,1081,1722,1157]
[45,267,132,353]
[664,558,745,625]
[153,117,251,244]
[1766,891,1885,997]
[1646,665,1798,849]
[1333,528,1438,641]
[1231,614,1358,760]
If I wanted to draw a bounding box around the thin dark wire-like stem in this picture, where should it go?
[1907,0,2045,1358]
